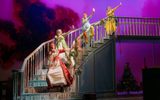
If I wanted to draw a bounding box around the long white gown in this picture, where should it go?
[47,49,73,87]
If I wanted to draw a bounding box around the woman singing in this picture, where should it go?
[105,2,122,36]
[47,42,73,89]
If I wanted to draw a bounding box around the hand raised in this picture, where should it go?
[120,2,122,6]
[92,8,95,12]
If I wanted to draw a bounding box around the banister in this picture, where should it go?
[21,39,55,72]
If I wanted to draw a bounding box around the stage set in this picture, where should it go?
[0,0,160,100]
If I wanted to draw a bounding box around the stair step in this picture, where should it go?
[83,52,88,57]
[93,41,104,48]
[22,92,82,100]
[29,79,48,87]
[103,36,110,40]
[82,50,89,56]
[87,47,93,52]
[94,40,104,44]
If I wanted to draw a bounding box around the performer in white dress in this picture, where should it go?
[47,42,73,87]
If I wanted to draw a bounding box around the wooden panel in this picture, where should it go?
[79,38,116,93]
[94,40,115,93]
[79,53,95,93]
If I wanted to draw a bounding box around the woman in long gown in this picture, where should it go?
[55,29,73,65]
[55,29,69,49]
[105,2,122,36]
[47,42,73,88]
[82,8,95,47]
[55,28,78,72]
[70,35,83,67]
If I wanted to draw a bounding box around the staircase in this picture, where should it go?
[12,17,160,100]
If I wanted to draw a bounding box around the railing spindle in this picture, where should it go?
[158,19,160,36]
[129,18,131,36]
[96,26,98,42]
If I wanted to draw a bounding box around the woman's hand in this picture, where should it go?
[49,51,52,55]
[92,8,95,13]
[65,48,71,52]
[120,2,122,6]
[72,25,75,29]
[55,35,58,39]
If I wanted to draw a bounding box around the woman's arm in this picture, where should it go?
[113,2,122,11]
[62,25,75,37]
[88,8,95,20]
[59,48,70,53]
[62,31,71,37]
[59,49,65,53]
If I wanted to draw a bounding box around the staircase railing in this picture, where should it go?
[13,17,160,99]
[116,17,160,37]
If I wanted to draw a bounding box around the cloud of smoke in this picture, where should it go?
[0,0,80,80]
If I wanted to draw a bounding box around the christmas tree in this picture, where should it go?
[117,62,140,92]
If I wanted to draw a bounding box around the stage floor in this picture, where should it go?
[98,95,143,100]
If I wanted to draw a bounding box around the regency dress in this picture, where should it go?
[105,9,117,35]
[47,49,73,87]
[82,15,94,47]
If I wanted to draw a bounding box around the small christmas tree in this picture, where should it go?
[117,62,140,92]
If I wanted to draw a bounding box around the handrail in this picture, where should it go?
[21,39,54,72]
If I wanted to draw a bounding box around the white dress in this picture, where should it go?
[47,49,73,87]
[47,52,67,86]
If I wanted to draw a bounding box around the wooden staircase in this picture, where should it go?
[12,17,160,100]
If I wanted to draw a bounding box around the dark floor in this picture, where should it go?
[98,96,143,100]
